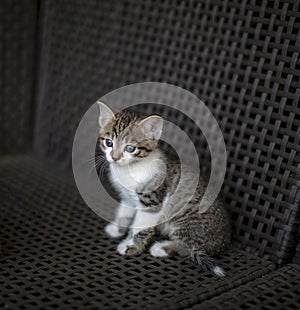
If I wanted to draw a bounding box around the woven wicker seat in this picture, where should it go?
[190,264,300,309]
[0,156,275,309]
[1,0,299,308]
[294,241,300,264]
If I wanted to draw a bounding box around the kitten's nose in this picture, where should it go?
[111,151,121,162]
[112,155,120,162]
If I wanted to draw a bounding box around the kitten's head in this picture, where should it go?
[98,101,163,166]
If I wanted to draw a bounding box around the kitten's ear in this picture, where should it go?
[97,100,115,127]
[138,115,163,139]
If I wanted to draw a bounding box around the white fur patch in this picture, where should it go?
[213,266,225,277]
[149,241,171,257]
[117,202,137,219]
[132,210,164,229]
[110,150,165,192]
[117,238,134,255]
[104,224,123,238]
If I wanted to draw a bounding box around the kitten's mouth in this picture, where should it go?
[110,160,126,166]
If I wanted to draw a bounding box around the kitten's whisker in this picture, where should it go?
[86,156,108,176]
[95,157,106,167]
[95,159,105,170]
[86,151,104,159]
[98,162,109,180]
[85,153,106,164]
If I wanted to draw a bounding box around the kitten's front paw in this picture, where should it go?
[117,239,144,255]
[125,245,143,255]
[117,239,134,255]
[105,223,124,238]
[150,242,169,257]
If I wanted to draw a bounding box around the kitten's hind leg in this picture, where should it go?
[150,240,189,257]
[150,240,226,277]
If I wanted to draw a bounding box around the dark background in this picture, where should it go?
[0,0,300,308]
[1,0,299,263]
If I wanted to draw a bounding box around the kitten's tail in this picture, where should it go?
[190,249,225,277]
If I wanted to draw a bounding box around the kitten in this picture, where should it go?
[98,101,231,277]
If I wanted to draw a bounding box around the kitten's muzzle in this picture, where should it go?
[112,155,121,162]
[110,150,122,162]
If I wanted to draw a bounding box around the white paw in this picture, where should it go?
[117,239,134,255]
[104,223,123,238]
[150,242,169,257]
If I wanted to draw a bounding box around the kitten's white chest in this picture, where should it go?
[110,155,162,192]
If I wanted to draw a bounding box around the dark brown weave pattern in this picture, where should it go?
[294,239,300,263]
[0,156,275,309]
[190,264,300,309]
[0,0,38,154]
[35,0,300,263]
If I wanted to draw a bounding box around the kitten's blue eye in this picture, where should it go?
[125,145,136,153]
[105,139,113,147]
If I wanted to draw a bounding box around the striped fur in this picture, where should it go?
[99,109,159,163]
[98,102,231,277]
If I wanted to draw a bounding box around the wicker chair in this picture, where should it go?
[1,0,299,308]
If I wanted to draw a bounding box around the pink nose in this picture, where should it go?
[112,156,120,162]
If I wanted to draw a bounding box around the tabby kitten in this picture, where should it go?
[98,101,231,276]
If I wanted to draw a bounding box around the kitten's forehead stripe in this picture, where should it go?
[120,129,133,140]
[116,111,135,134]
[100,108,157,160]
[111,110,143,139]
[113,127,118,139]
